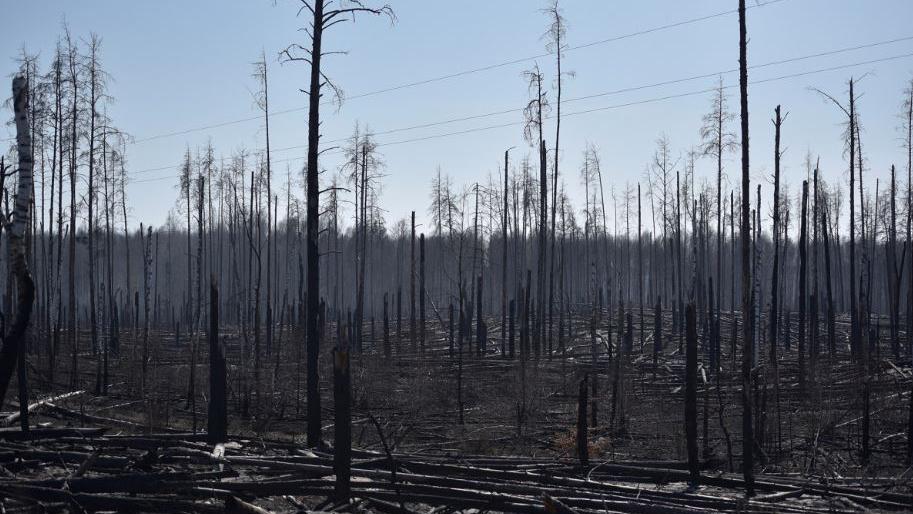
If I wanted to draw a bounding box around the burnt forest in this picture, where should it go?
[1,1,913,512]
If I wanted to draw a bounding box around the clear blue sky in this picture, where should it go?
[3,0,913,232]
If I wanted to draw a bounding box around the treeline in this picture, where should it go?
[5,22,913,378]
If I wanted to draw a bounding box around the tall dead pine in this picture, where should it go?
[737,0,755,497]
[284,0,397,446]
[502,149,510,360]
[769,106,784,366]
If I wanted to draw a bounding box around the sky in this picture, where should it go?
[3,0,913,232]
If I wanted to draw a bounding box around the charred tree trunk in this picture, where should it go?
[888,166,900,359]
[509,299,516,359]
[208,277,227,444]
[410,211,416,351]
[304,0,324,447]
[738,0,755,497]
[383,293,391,359]
[638,184,644,350]
[476,273,484,356]
[849,79,858,361]
[0,76,36,413]
[502,149,509,360]
[820,165,836,357]
[769,106,783,366]
[652,297,661,381]
[420,233,426,354]
[798,182,808,391]
[67,37,78,389]
[333,325,351,500]
[685,302,699,484]
[141,225,151,398]
[577,374,589,466]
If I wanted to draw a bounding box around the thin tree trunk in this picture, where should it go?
[798,182,809,392]
[333,325,351,500]
[769,106,783,366]
[685,302,699,484]
[577,374,589,466]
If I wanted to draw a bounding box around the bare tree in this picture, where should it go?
[737,0,755,497]
[543,0,571,356]
[281,0,394,446]
[769,106,787,365]
[252,53,274,357]
[700,76,737,324]
[0,76,36,409]
[522,64,549,355]
[814,78,859,359]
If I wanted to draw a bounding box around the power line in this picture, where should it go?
[129,50,913,185]
[128,37,913,174]
[126,0,788,145]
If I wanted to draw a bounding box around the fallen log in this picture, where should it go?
[0,448,128,469]
[1,390,84,426]
[0,426,106,441]
[0,483,222,513]
[41,402,148,429]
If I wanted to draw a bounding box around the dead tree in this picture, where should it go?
[576,374,589,466]
[652,297,661,381]
[701,76,737,323]
[141,224,151,396]
[333,324,351,500]
[85,36,103,395]
[769,106,785,366]
[903,79,913,359]
[502,149,510,359]
[476,274,484,356]
[420,233,426,353]
[0,76,36,411]
[65,29,78,388]
[503,295,514,359]
[819,168,836,357]
[383,293,391,359]
[737,0,755,497]
[253,54,274,357]
[208,276,227,444]
[189,175,205,433]
[638,183,644,349]
[411,211,416,350]
[815,80,859,358]
[522,64,548,356]
[685,302,699,484]
[545,0,567,359]
[281,0,393,447]
[798,182,809,391]
[887,165,901,359]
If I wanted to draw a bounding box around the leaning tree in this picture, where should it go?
[0,76,37,410]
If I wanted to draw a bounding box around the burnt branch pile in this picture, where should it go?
[1,427,911,513]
